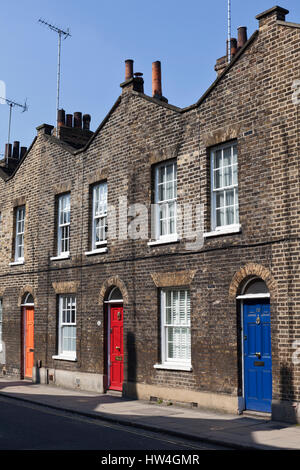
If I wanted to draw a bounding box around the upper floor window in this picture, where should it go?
[92,182,107,250]
[58,194,70,256]
[15,206,25,262]
[154,160,177,241]
[211,142,239,231]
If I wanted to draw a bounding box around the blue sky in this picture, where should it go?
[0,0,299,152]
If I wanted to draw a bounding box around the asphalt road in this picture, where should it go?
[0,395,229,451]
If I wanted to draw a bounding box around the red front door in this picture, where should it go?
[24,307,34,378]
[109,306,123,391]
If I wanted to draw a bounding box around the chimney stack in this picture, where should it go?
[125,59,134,81]
[12,141,20,159]
[73,112,82,129]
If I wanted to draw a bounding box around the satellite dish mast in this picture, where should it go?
[227,0,231,63]
[38,19,71,127]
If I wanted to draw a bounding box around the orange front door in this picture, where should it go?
[24,307,34,378]
[109,306,123,391]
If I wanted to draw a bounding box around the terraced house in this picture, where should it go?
[0,5,300,423]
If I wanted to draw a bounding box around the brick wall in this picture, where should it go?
[0,6,300,420]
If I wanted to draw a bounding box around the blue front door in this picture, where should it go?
[243,300,272,412]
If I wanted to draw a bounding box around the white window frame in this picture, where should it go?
[153,160,178,243]
[210,142,239,232]
[54,295,76,361]
[154,288,191,371]
[15,206,25,262]
[92,182,107,250]
[57,193,70,257]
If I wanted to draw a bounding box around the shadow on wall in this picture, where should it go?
[125,331,137,398]
[272,364,298,423]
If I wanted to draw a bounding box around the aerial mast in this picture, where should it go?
[0,96,28,144]
[227,0,231,63]
[38,19,71,127]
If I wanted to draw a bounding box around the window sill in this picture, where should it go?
[52,355,77,362]
[9,259,24,266]
[154,363,192,372]
[85,247,108,256]
[50,253,70,261]
[203,224,241,238]
[147,236,180,247]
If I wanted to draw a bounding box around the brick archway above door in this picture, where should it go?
[18,286,37,307]
[229,263,277,300]
[98,276,129,306]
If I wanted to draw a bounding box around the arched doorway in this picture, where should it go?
[237,277,272,413]
[104,287,124,391]
[21,293,35,379]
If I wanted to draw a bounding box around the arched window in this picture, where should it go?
[237,277,269,299]
[108,287,123,302]
[21,293,34,305]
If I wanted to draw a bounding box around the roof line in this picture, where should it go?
[74,96,122,155]
[0,30,260,174]
[2,136,37,181]
[181,30,259,113]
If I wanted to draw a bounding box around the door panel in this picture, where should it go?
[25,307,34,378]
[243,300,272,412]
[109,306,123,391]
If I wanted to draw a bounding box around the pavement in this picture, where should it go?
[0,377,299,450]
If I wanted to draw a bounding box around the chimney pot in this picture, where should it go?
[5,143,12,160]
[125,59,134,81]
[83,114,91,131]
[227,38,237,59]
[57,109,66,127]
[237,27,248,49]
[20,147,27,159]
[12,141,20,159]
[73,112,82,129]
[152,61,162,98]
[66,114,73,127]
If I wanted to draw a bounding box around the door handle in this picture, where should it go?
[29,348,35,353]
[255,352,261,359]
[116,346,120,351]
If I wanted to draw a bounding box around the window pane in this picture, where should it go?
[214,169,222,189]
[214,150,222,169]
[223,165,232,186]
[216,191,224,209]
[226,189,234,206]
[226,206,234,225]
[233,164,238,185]
[216,208,224,227]
[223,147,232,166]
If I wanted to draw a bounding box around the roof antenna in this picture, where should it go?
[38,19,71,128]
[227,0,231,63]
[0,97,28,145]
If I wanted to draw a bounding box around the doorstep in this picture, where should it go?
[242,410,271,420]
